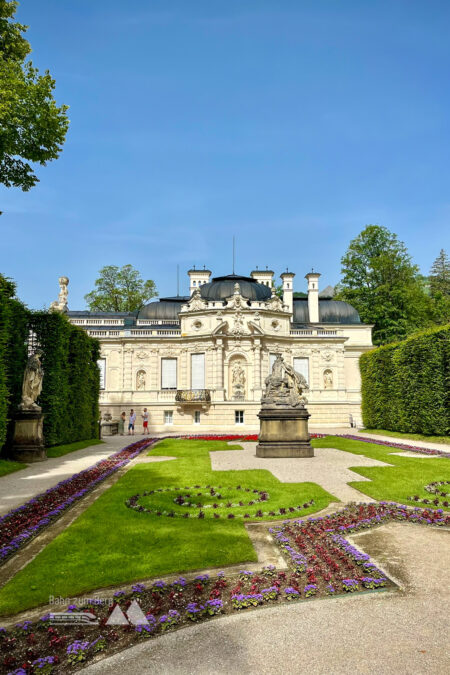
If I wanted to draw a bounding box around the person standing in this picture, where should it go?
[118,411,126,435]
[128,409,136,435]
[141,408,149,435]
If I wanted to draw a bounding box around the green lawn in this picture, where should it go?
[46,438,103,458]
[314,436,450,504]
[361,429,450,445]
[0,439,333,615]
[0,459,26,478]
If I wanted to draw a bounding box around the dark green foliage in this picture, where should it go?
[0,275,29,450]
[360,325,450,435]
[30,312,100,446]
[336,225,432,345]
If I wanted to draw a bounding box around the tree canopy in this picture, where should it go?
[84,265,158,312]
[335,225,432,345]
[428,248,450,325]
[0,0,69,191]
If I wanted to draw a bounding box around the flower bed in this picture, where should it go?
[2,502,448,674]
[338,434,450,458]
[125,485,315,520]
[0,439,156,565]
[408,481,450,508]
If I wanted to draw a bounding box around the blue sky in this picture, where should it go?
[1,0,449,309]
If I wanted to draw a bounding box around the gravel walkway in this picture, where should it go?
[83,523,450,675]
[210,442,391,502]
[0,436,136,516]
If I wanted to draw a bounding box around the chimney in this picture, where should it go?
[280,270,295,317]
[305,271,321,323]
[250,266,274,289]
[188,266,211,295]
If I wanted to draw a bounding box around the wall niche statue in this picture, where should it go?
[230,359,246,400]
[323,369,333,389]
[136,370,146,391]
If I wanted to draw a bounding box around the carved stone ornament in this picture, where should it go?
[225,283,246,310]
[323,369,333,389]
[50,276,69,312]
[262,354,308,409]
[136,370,146,390]
[265,294,284,312]
[19,349,44,411]
[136,351,149,360]
[322,349,334,362]
[182,288,207,312]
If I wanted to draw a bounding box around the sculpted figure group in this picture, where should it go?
[262,354,308,408]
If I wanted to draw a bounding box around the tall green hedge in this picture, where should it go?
[360,324,450,435]
[0,282,30,451]
[31,313,100,447]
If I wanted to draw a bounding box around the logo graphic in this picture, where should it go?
[106,600,149,626]
[49,612,99,626]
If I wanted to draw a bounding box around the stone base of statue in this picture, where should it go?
[256,406,314,458]
[10,411,47,462]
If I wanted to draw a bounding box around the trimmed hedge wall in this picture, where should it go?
[31,313,100,447]
[360,324,450,435]
[0,285,30,451]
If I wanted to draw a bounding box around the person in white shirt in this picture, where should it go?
[141,408,149,435]
[128,409,136,435]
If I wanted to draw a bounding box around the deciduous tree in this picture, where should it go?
[0,0,69,191]
[84,265,158,312]
[336,225,431,345]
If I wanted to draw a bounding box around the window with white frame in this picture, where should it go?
[191,353,205,389]
[235,410,244,424]
[161,358,177,389]
[293,357,309,385]
[164,410,173,425]
[194,410,200,424]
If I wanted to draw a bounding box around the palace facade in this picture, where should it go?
[64,268,373,432]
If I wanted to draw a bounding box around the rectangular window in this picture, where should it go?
[293,357,309,385]
[191,353,205,389]
[161,358,177,389]
[97,358,106,390]
[194,410,200,424]
[164,410,173,425]
[235,410,244,424]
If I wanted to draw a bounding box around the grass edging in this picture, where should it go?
[46,438,104,458]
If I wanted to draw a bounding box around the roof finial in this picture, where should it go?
[232,235,235,274]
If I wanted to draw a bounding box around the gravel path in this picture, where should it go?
[0,436,134,516]
[210,442,391,502]
[83,523,450,675]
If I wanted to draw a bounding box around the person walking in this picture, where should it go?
[128,409,136,435]
[118,411,126,435]
[141,408,149,435]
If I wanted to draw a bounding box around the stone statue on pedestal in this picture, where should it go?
[19,350,44,411]
[262,355,308,409]
[256,354,313,458]
[12,349,47,462]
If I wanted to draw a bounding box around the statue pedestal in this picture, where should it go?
[11,411,47,462]
[256,407,314,458]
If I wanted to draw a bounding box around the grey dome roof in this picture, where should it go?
[200,274,272,301]
[293,299,361,324]
[138,296,189,320]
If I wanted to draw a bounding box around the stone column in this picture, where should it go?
[252,339,262,401]
[215,339,224,400]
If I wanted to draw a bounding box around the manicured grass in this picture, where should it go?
[314,436,450,505]
[0,439,334,615]
[46,438,103,458]
[0,459,27,478]
[362,429,450,445]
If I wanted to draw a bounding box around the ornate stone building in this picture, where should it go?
[64,268,373,431]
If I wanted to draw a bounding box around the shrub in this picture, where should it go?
[360,325,450,435]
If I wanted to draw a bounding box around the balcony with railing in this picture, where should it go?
[175,389,211,406]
